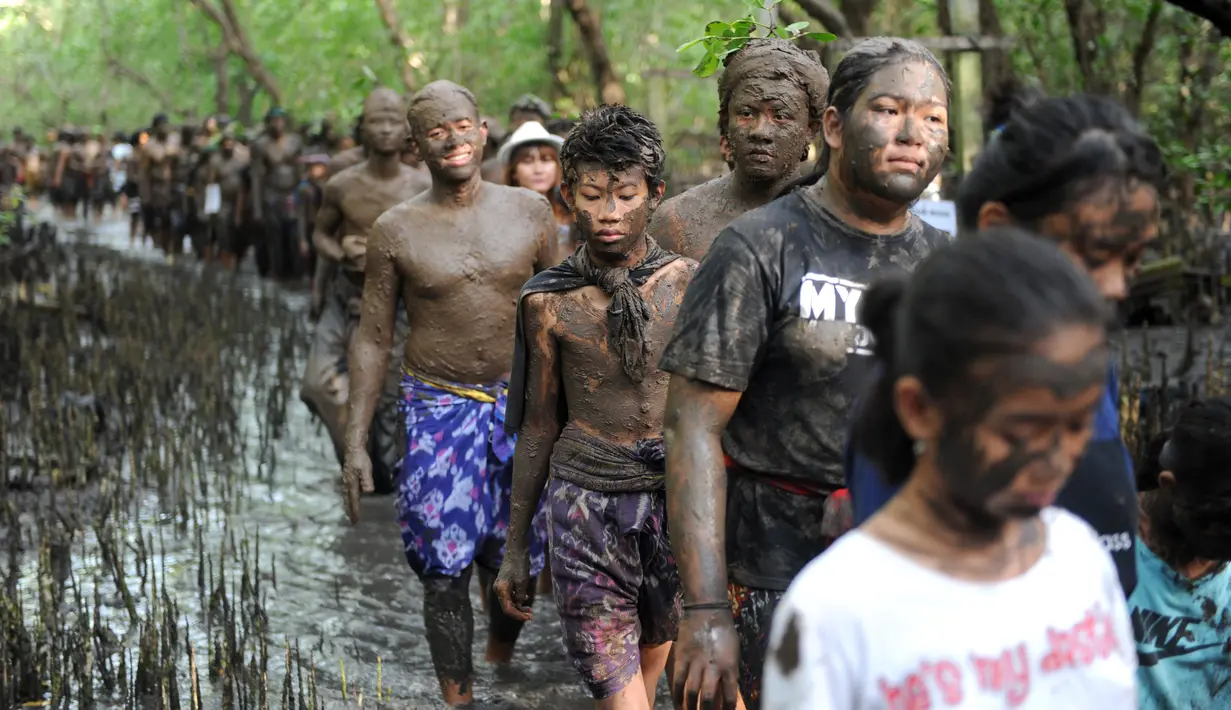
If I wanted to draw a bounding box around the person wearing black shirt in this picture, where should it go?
[661,38,953,710]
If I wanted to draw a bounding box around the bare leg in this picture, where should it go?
[422,569,476,707]
[638,642,672,708]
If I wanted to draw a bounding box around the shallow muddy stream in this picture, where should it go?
[3,214,1225,710]
[1,216,634,709]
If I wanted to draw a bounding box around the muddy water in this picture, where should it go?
[3,217,666,709]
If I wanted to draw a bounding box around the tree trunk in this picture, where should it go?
[214,48,230,117]
[1062,0,1109,94]
[373,0,417,91]
[794,0,852,35]
[547,0,568,102]
[978,0,1009,90]
[187,0,283,107]
[1125,0,1164,116]
[839,0,878,35]
[563,0,626,106]
[236,75,257,127]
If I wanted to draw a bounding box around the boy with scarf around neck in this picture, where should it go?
[497,105,697,710]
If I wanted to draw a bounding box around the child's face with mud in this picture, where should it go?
[726,76,815,182]
[564,164,664,260]
[412,95,488,182]
[827,61,949,204]
[899,324,1108,525]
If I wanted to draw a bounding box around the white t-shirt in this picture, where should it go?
[764,508,1137,710]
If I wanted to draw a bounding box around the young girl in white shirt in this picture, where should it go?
[764,227,1137,710]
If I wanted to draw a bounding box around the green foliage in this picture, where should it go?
[677,0,836,77]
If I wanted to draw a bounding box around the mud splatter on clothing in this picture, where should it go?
[546,469,681,697]
[395,370,548,578]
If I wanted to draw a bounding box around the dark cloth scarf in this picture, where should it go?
[550,423,667,492]
[504,238,679,434]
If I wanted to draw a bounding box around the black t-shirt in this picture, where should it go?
[658,189,950,589]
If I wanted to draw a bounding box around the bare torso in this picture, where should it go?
[377,185,555,384]
[257,134,303,195]
[544,259,697,445]
[327,162,431,277]
[649,173,782,261]
[208,152,248,204]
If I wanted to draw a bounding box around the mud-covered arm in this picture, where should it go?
[312,179,346,263]
[664,378,742,604]
[658,226,776,604]
[506,293,563,555]
[249,143,265,217]
[344,218,400,455]
[136,148,150,203]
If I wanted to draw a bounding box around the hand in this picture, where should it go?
[299,239,310,260]
[341,448,374,525]
[672,607,741,710]
[340,234,367,272]
[494,552,535,622]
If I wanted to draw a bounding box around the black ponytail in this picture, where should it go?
[855,227,1110,484]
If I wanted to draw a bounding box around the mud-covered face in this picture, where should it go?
[362,98,409,156]
[565,164,663,260]
[508,109,545,135]
[931,324,1107,524]
[1038,181,1160,302]
[512,144,559,195]
[829,61,949,205]
[267,116,286,137]
[727,76,814,183]
[413,99,487,183]
[221,137,236,155]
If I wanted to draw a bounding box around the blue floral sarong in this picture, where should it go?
[395,369,548,579]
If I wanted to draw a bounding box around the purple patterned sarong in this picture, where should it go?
[395,370,547,579]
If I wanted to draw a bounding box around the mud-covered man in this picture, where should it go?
[138,115,178,252]
[495,106,694,709]
[251,107,304,278]
[481,94,552,183]
[341,80,557,706]
[650,40,828,262]
[200,126,250,268]
[301,88,430,475]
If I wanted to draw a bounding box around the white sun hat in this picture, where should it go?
[497,121,565,166]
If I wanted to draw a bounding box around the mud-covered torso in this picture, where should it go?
[387,185,553,385]
[550,260,696,446]
[659,189,949,589]
[662,189,948,483]
[257,134,303,195]
[325,147,366,179]
[650,173,787,262]
[66,143,89,175]
[209,152,248,204]
[332,163,431,278]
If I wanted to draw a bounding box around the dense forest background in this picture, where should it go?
[1,0,1227,233]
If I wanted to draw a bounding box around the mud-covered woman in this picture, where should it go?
[658,38,953,710]
[764,228,1138,709]
[847,91,1166,600]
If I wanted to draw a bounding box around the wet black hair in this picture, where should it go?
[956,93,1165,234]
[784,37,949,193]
[151,113,169,127]
[559,105,666,192]
[717,38,829,139]
[856,227,1110,484]
[545,117,575,138]
[1165,397,1231,489]
[509,94,552,122]
[984,77,1044,134]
